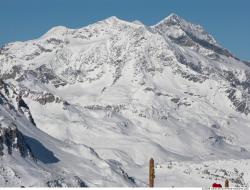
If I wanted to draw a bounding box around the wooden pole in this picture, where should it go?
[149,158,155,187]
[225,179,229,188]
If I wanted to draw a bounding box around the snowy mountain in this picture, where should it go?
[0,14,250,187]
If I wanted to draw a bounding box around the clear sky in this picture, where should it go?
[0,0,249,60]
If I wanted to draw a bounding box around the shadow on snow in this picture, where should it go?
[24,135,60,164]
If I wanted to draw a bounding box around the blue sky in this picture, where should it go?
[0,0,249,60]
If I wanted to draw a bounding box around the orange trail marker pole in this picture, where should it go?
[149,158,155,187]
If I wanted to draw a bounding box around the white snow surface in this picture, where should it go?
[0,14,250,187]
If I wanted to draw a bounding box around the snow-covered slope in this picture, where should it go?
[0,80,137,187]
[0,14,250,187]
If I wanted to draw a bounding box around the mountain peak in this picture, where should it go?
[156,13,184,25]
[105,16,120,22]
[153,13,219,47]
[96,16,144,29]
[166,13,182,22]
[101,16,130,25]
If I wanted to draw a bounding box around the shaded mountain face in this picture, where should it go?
[0,14,250,187]
[0,118,33,158]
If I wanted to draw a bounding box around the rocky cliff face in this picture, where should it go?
[0,80,35,159]
[0,119,33,158]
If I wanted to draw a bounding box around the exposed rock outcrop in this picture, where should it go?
[0,119,34,158]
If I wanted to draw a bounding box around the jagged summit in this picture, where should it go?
[168,12,180,19]
[157,13,183,25]
[153,13,218,45]
[152,13,239,59]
